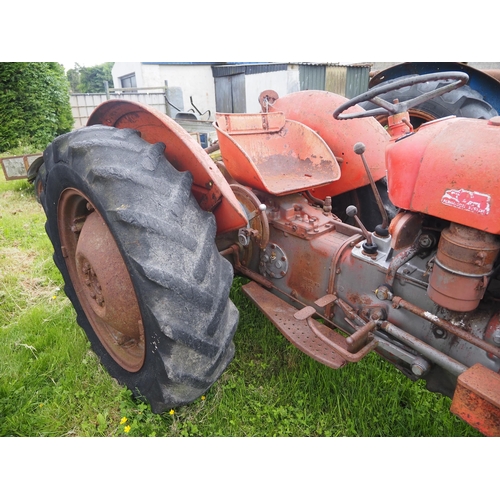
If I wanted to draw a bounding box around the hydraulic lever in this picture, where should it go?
[353,142,389,235]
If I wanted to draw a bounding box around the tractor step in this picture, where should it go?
[242,281,347,369]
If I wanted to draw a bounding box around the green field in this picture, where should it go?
[0,171,481,437]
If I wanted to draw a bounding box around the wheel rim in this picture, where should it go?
[58,188,145,372]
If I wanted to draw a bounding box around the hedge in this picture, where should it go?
[0,63,74,152]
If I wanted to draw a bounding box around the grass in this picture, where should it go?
[0,169,482,437]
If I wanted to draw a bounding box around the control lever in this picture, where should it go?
[346,205,378,255]
[353,142,389,236]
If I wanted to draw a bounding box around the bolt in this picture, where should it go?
[433,327,447,339]
[370,310,384,321]
[411,358,430,377]
[375,286,392,301]
[411,363,425,377]
[418,234,433,248]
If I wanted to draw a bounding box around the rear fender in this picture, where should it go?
[87,100,247,235]
[270,90,390,198]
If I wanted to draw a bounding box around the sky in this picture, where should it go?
[60,62,104,71]
[2,1,496,66]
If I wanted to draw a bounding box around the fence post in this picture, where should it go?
[104,81,110,100]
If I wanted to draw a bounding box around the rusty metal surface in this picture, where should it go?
[378,321,467,377]
[214,112,341,195]
[58,188,145,372]
[428,222,500,311]
[386,242,420,286]
[392,296,500,359]
[87,99,247,235]
[230,184,270,252]
[266,208,356,305]
[451,363,500,436]
[242,281,347,369]
[389,211,423,250]
[270,90,389,197]
[436,223,500,274]
[306,316,378,362]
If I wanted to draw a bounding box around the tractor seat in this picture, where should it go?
[214,112,341,195]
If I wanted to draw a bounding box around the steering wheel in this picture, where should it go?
[333,71,469,120]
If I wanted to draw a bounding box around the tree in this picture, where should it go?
[67,65,81,93]
[0,62,74,152]
[67,63,114,93]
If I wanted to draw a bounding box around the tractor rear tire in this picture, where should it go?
[362,75,498,128]
[39,125,238,413]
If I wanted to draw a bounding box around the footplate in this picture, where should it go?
[242,281,347,369]
[450,363,500,436]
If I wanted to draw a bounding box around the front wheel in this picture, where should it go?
[39,125,238,413]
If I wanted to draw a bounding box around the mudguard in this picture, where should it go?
[270,90,390,198]
[87,100,247,235]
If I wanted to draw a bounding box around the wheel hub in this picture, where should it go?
[58,189,145,372]
[81,259,105,308]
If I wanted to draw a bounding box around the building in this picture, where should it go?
[111,62,372,117]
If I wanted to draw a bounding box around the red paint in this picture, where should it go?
[87,100,247,235]
[386,116,500,234]
[271,90,390,197]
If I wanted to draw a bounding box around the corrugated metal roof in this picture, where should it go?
[212,63,287,77]
[295,62,373,68]
[141,62,225,65]
[141,62,372,69]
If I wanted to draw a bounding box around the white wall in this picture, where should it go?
[112,62,144,87]
[112,63,217,119]
[159,64,216,118]
[244,66,300,113]
[112,63,304,117]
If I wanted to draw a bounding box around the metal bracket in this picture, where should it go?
[294,299,379,362]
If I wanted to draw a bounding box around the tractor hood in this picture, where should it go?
[386,115,500,234]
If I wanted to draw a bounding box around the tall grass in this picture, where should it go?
[0,171,481,437]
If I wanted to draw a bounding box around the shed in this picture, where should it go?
[298,62,372,98]
[212,62,372,114]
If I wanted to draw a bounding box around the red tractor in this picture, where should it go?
[35,71,500,436]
